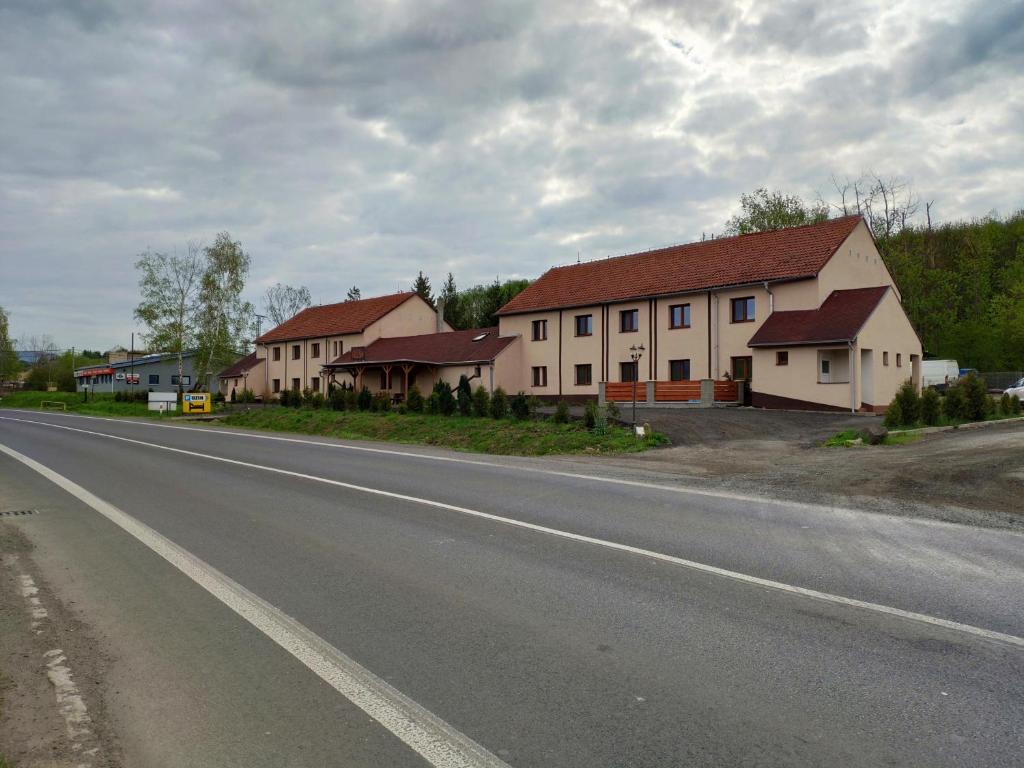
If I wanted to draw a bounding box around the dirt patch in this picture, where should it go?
[0,523,121,767]
[604,416,1024,530]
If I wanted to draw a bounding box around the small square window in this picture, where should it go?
[575,364,592,386]
[311,343,320,358]
[669,304,690,329]
[776,351,789,366]
[148,374,159,384]
[532,319,548,341]
[731,297,755,323]
[575,315,592,336]
[669,359,690,381]
[620,309,639,333]
[532,366,548,387]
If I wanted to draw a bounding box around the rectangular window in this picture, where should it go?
[332,341,339,358]
[532,319,548,341]
[532,366,548,387]
[776,351,789,366]
[273,347,281,361]
[311,343,320,358]
[575,364,592,386]
[883,351,889,366]
[292,344,301,360]
[620,361,638,382]
[574,314,593,336]
[148,374,159,385]
[292,378,300,391]
[171,375,191,386]
[669,359,691,381]
[669,304,690,329]
[896,353,902,367]
[731,297,755,323]
[731,356,753,381]
[620,309,639,333]
[272,379,281,393]
[311,377,320,391]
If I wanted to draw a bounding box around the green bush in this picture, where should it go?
[330,386,345,411]
[509,392,530,420]
[432,381,456,416]
[278,389,291,407]
[490,387,508,419]
[372,392,391,412]
[228,388,236,403]
[472,385,490,417]
[238,388,255,403]
[310,392,326,409]
[894,381,920,425]
[883,398,903,428]
[961,373,989,421]
[1012,394,1022,415]
[605,399,621,421]
[583,400,598,429]
[999,393,1013,416]
[425,391,440,415]
[406,384,424,413]
[456,376,472,417]
[554,400,570,424]
[356,386,373,411]
[920,387,941,426]
[527,395,541,418]
[943,384,967,421]
[344,389,359,411]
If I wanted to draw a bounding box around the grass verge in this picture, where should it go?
[823,428,922,448]
[0,390,166,418]
[221,407,667,456]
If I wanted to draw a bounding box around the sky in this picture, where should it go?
[1,0,1022,349]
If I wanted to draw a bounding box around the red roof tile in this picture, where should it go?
[747,286,890,347]
[217,351,263,379]
[257,292,417,343]
[325,328,515,367]
[497,216,864,315]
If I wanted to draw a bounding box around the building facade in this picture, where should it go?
[75,352,214,393]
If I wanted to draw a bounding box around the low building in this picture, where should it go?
[75,352,213,394]
[217,352,265,400]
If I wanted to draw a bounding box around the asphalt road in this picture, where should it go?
[1,409,1022,767]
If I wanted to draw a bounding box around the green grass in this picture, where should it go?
[0,390,167,418]
[221,407,667,456]
[822,429,862,447]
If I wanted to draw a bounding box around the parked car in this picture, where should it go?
[1004,377,1024,399]
[921,359,960,391]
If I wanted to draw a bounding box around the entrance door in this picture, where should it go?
[731,356,752,381]
[820,357,831,384]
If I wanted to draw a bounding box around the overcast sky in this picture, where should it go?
[2,0,1022,349]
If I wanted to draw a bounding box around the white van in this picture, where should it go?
[921,359,959,391]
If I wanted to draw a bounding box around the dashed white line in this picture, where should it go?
[2,415,1023,650]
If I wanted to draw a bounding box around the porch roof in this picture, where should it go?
[323,327,516,368]
[748,286,890,348]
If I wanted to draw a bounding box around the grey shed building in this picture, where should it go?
[75,352,213,394]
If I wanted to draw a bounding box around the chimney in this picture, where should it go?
[436,298,446,333]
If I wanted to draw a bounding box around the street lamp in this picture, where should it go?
[629,343,645,426]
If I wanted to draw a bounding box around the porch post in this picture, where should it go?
[402,364,414,394]
[382,364,393,392]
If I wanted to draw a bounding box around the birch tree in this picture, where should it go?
[195,232,254,389]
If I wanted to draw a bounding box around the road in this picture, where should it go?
[0,409,1022,767]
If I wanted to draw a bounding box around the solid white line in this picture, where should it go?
[0,440,510,768]
[0,408,871,516]
[3,414,1023,650]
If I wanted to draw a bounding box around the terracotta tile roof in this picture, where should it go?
[497,215,864,315]
[747,286,890,347]
[324,327,515,367]
[217,351,263,379]
[256,292,417,343]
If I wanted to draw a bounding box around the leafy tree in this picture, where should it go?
[195,232,254,390]
[134,243,204,400]
[0,306,18,385]
[412,271,434,308]
[725,188,829,236]
[346,286,361,301]
[263,283,312,326]
[451,278,531,329]
[439,273,460,328]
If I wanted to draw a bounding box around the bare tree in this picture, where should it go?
[828,172,920,238]
[262,283,312,326]
[134,243,204,401]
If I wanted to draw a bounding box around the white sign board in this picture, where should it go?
[148,391,178,412]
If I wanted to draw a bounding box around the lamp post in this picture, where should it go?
[629,343,645,426]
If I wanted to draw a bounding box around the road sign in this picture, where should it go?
[182,393,211,413]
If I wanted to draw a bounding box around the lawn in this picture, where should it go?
[0,390,166,418]
[221,407,667,456]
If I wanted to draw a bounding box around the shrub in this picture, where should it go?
[310,392,325,409]
[228,388,236,403]
[372,391,391,412]
[457,376,473,417]
[472,385,490,417]
[278,389,291,407]
[920,387,941,426]
[605,399,621,421]
[943,384,967,421]
[1012,394,1022,415]
[1000,393,1013,416]
[425,391,440,415]
[961,373,988,422]
[490,387,508,419]
[554,400,570,424]
[330,386,345,411]
[239,388,255,404]
[433,381,456,416]
[583,400,598,429]
[356,386,373,411]
[894,381,920,425]
[344,389,359,411]
[406,384,424,413]
[883,398,903,429]
[509,392,530,420]
[301,387,314,406]
[527,395,541,417]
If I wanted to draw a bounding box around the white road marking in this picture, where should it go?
[0,409,884,518]
[0,440,510,768]
[3,415,1023,650]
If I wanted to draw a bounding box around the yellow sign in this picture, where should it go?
[182,393,211,413]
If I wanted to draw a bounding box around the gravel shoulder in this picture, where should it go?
[584,409,1024,530]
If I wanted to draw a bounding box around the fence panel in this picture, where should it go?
[713,381,739,402]
[654,381,701,402]
[605,382,639,402]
